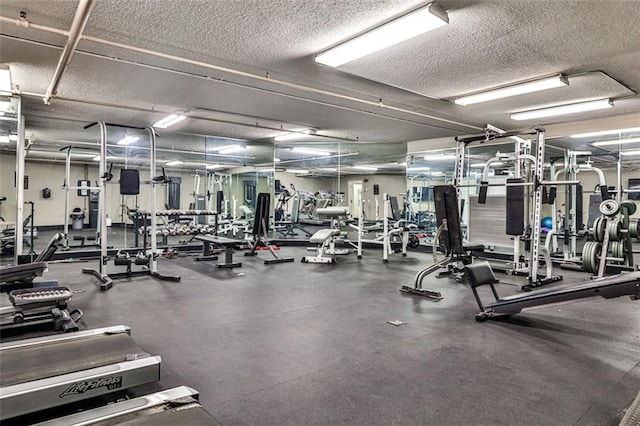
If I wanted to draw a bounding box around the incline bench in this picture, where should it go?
[194,235,242,268]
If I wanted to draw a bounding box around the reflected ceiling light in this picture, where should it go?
[408,167,431,171]
[353,165,378,171]
[218,145,246,154]
[592,137,640,147]
[571,126,640,139]
[274,129,313,141]
[455,75,569,106]
[511,99,613,121]
[258,168,275,172]
[0,64,11,95]
[117,135,140,146]
[152,114,186,129]
[290,147,331,156]
[315,3,449,67]
[285,169,309,174]
[319,167,337,172]
[423,154,455,160]
[274,158,281,162]
[165,160,183,166]
[431,171,445,176]
[206,164,225,169]
[470,161,505,168]
[620,150,640,156]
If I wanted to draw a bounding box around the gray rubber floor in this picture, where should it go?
[2,247,639,425]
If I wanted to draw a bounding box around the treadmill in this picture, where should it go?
[35,386,222,425]
[0,325,161,421]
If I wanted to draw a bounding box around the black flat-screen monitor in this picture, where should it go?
[629,178,640,201]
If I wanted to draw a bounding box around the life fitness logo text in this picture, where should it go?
[59,376,123,398]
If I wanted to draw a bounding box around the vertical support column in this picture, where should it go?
[148,127,158,274]
[98,121,108,275]
[383,193,389,263]
[357,184,363,258]
[14,96,24,264]
[528,127,546,283]
[62,148,72,249]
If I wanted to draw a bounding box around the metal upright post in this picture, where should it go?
[383,193,389,262]
[149,127,158,274]
[528,127,546,284]
[98,121,108,276]
[62,147,72,249]
[14,96,24,264]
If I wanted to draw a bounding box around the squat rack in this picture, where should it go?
[455,126,579,289]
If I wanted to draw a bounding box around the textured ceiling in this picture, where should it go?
[0,0,639,148]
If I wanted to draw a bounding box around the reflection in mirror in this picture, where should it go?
[405,149,455,245]
[0,97,19,265]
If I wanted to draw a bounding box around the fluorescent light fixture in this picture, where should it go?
[206,163,225,169]
[423,154,456,160]
[218,145,246,155]
[93,155,101,161]
[408,167,431,171]
[290,147,331,156]
[274,158,281,162]
[315,3,448,67]
[592,137,640,147]
[0,64,11,95]
[353,165,378,171]
[258,168,275,173]
[511,99,613,121]
[319,167,337,172]
[470,161,505,168]
[152,114,186,129]
[431,171,445,176]
[285,169,309,174]
[165,160,183,166]
[620,150,640,156]
[274,129,313,141]
[117,135,140,146]
[571,126,640,139]
[455,75,569,106]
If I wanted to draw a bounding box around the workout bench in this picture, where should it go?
[194,234,242,268]
[301,207,350,264]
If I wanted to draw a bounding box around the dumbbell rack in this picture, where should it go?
[132,209,218,247]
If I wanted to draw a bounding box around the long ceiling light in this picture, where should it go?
[285,169,309,174]
[0,64,12,95]
[353,165,378,171]
[510,99,613,121]
[117,135,140,145]
[165,160,183,166]
[152,114,186,129]
[315,3,449,67]
[620,150,640,156]
[591,137,640,147]
[206,164,226,169]
[218,145,246,155]
[274,130,313,141]
[571,126,640,139]
[291,147,331,156]
[455,75,569,106]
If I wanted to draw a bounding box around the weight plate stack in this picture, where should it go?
[607,217,622,242]
[610,241,626,262]
[629,218,639,239]
[592,217,605,242]
[599,199,620,216]
[582,241,602,274]
[620,200,637,215]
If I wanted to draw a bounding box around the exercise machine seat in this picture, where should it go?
[465,261,499,288]
[310,228,340,244]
